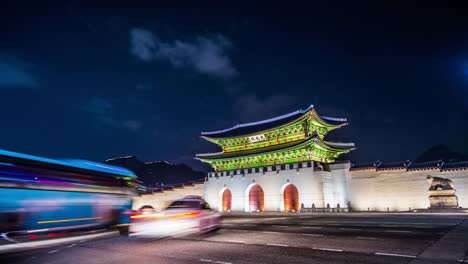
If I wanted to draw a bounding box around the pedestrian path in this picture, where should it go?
[410,220,468,263]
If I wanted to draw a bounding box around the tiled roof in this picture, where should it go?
[377,160,411,170]
[442,161,468,171]
[350,161,381,170]
[350,160,468,171]
[201,105,347,138]
[407,160,443,171]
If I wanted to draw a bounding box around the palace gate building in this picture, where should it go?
[196,105,355,212]
[196,104,468,212]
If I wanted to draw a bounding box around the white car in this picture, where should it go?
[129,196,220,237]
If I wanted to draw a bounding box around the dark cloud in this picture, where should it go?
[234,94,299,123]
[129,28,157,62]
[0,57,38,89]
[81,97,143,132]
[129,28,237,78]
[122,120,143,131]
[82,97,113,115]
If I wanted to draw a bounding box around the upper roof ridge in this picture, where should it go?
[201,104,314,136]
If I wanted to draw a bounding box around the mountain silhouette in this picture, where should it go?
[414,144,468,163]
[105,156,205,187]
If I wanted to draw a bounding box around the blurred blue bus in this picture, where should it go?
[0,149,138,237]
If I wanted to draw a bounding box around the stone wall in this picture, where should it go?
[132,183,204,211]
[202,161,467,212]
[349,168,468,211]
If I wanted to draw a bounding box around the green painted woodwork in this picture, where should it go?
[202,109,346,153]
[197,136,353,171]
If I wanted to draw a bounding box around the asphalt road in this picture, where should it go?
[2,213,468,264]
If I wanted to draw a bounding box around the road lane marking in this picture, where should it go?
[225,240,247,244]
[0,231,118,254]
[301,233,324,237]
[339,228,361,231]
[272,225,289,228]
[67,244,77,248]
[384,230,411,233]
[222,219,256,223]
[356,236,377,240]
[375,253,416,258]
[199,259,232,264]
[301,226,322,229]
[48,249,59,254]
[267,243,289,247]
[224,229,249,233]
[313,247,343,252]
[0,233,18,243]
[261,231,281,234]
[263,217,288,221]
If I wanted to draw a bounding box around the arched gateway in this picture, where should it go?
[222,188,232,211]
[282,184,299,211]
[248,184,264,212]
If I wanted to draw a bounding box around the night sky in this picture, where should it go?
[1,1,467,172]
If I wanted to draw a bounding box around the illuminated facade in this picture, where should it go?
[196,105,468,212]
[197,105,356,212]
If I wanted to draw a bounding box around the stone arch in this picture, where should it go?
[280,183,299,211]
[244,183,265,212]
[222,188,232,212]
[217,187,232,212]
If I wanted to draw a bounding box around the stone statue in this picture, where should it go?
[426,175,455,190]
[426,175,458,209]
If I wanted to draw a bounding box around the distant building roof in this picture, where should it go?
[145,161,174,165]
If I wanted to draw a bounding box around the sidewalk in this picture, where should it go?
[410,220,468,263]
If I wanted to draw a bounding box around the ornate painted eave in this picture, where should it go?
[196,135,318,160]
[196,134,355,171]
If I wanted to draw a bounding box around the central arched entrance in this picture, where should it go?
[248,184,264,212]
[282,184,299,211]
[222,188,232,211]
